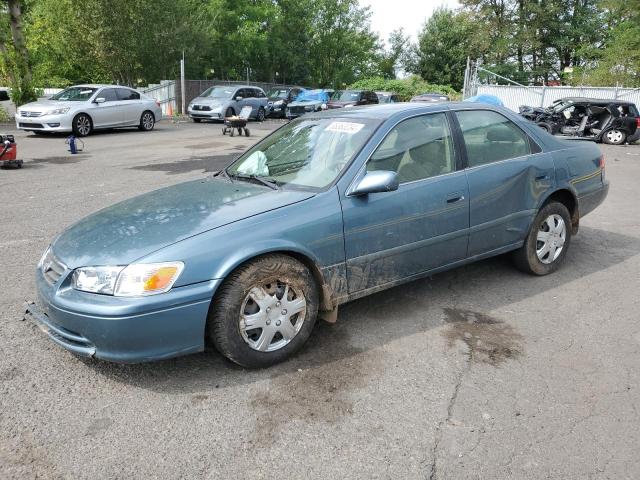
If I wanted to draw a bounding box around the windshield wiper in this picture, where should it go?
[228,172,279,190]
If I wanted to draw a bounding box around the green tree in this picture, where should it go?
[411,8,473,90]
[0,0,37,104]
[377,28,411,79]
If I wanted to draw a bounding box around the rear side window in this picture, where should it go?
[455,110,531,167]
[367,113,455,183]
[117,88,140,100]
[255,89,266,98]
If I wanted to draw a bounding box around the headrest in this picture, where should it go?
[486,126,520,142]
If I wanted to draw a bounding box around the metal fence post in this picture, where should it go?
[540,87,546,107]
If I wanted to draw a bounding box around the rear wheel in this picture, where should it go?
[513,201,572,275]
[138,111,155,131]
[207,254,319,368]
[602,129,626,145]
[72,114,92,137]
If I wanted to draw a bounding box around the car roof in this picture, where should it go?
[72,84,132,89]
[558,97,636,106]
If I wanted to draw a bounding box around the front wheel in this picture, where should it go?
[72,113,92,137]
[513,202,572,275]
[602,129,626,145]
[256,107,265,122]
[138,111,155,131]
[207,254,319,368]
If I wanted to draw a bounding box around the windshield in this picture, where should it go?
[200,87,235,99]
[332,90,361,102]
[266,89,289,99]
[226,117,379,189]
[50,87,97,101]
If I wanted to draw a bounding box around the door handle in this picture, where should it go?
[535,174,549,181]
[446,194,465,204]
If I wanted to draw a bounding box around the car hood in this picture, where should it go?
[52,178,315,268]
[19,100,81,111]
[288,100,322,107]
[190,97,227,108]
[328,101,356,108]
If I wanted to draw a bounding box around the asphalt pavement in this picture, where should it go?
[1,120,639,479]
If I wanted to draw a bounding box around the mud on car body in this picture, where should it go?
[520,97,640,145]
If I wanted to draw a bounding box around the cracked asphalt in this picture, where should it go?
[1,120,639,479]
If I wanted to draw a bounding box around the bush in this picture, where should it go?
[0,106,12,123]
[348,76,459,101]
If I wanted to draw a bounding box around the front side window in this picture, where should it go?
[227,117,380,190]
[455,110,531,167]
[367,113,455,183]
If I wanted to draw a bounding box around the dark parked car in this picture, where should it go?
[265,86,306,118]
[411,93,450,103]
[327,90,378,109]
[27,103,608,368]
[376,91,402,104]
[519,97,640,145]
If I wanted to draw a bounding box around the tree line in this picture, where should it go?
[1,0,638,105]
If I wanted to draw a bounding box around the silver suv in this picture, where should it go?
[188,86,268,122]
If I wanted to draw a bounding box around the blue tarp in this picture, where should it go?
[464,94,504,107]
[296,89,329,103]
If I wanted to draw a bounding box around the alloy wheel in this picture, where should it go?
[536,214,566,264]
[142,112,154,130]
[239,281,306,352]
[76,116,91,136]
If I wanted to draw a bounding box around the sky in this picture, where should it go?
[362,0,460,44]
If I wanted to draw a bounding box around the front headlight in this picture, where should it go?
[273,100,284,106]
[344,104,354,108]
[72,261,184,296]
[46,107,70,115]
[72,266,124,295]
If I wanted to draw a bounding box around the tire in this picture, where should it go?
[602,129,626,145]
[138,111,155,131]
[72,113,92,137]
[193,118,202,123]
[225,107,235,118]
[537,122,552,133]
[256,107,265,122]
[207,254,319,368]
[513,202,572,276]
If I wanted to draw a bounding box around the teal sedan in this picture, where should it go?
[27,103,608,367]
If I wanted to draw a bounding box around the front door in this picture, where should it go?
[90,88,123,127]
[340,112,470,293]
[453,109,555,257]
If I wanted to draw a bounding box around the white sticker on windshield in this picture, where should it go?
[326,121,365,134]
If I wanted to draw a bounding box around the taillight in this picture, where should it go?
[599,155,605,169]
[155,100,161,108]
[636,117,640,128]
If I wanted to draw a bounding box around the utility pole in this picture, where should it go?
[180,51,185,115]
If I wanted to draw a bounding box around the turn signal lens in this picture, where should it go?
[114,262,184,297]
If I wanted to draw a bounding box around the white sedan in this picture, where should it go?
[15,84,163,136]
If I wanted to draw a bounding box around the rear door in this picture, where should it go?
[90,88,123,127]
[116,88,143,125]
[341,112,469,292]
[453,109,555,257]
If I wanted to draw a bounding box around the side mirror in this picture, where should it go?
[94,97,105,104]
[350,170,399,196]
[235,96,243,101]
